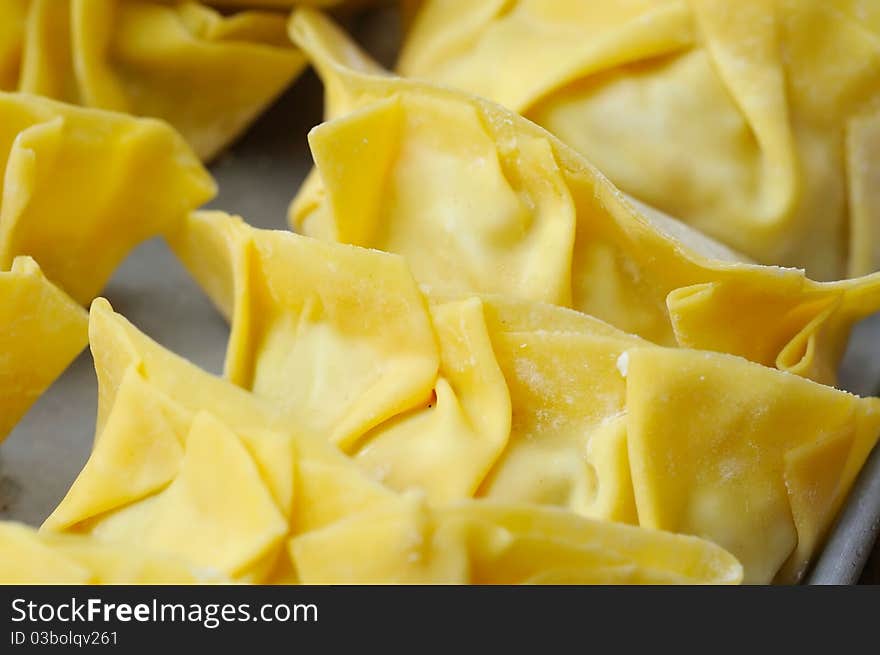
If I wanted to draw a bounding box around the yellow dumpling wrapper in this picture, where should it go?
[172,210,880,583]
[0,521,228,584]
[203,1,362,6]
[0,1,27,91]
[400,0,880,281]
[44,298,398,583]
[5,0,305,161]
[169,210,442,450]
[0,256,87,441]
[0,91,215,304]
[285,8,880,387]
[171,210,509,502]
[42,299,740,585]
[292,494,742,584]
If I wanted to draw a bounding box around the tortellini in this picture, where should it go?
[0,522,228,584]
[1,0,305,160]
[0,91,215,304]
[286,7,880,387]
[41,298,741,585]
[398,0,880,281]
[0,256,87,442]
[171,210,880,583]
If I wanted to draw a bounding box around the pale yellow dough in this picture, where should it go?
[40,298,741,585]
[286,8,880,388]
[0,522,228,584]
[171,210,880,583]
[0,91,215,304]
[399,0,880,281]
[0,256,87,442]
[1,0,305,160]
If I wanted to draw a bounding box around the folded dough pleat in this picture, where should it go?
[399,0,880,281]
[0,521,228,584]
[286,7,880,387]
[0,256,87,441]
[170,211,512,501]
[624,347,880,583]
[41,298,741,585]
[0,91,215,304]
[291,494,743,584]
[43,298,400,583]
[172,210,880,583]
[6,0,305,161]
[171,211,441,449]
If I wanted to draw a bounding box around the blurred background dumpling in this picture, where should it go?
[400,0,880,281]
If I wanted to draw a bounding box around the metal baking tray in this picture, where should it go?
[0,8,877,585]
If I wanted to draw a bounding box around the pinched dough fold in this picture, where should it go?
[171,210,880,583]
[285,8,880,387]
[0,0,305,160]
[399,0,880,281]
[39,298,742,585]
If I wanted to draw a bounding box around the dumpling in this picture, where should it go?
[44,297,396,583]
[398,0,880,281]
[43,298,741,585]
[0,91,215,304]
[0,521,228,584]
[170,210,880,583]
[401,0,880,280]
[286,8,880,387]
[0,256,87,441]
[5,0,305,161]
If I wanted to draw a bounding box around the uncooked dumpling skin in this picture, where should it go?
[286,8,880,387]
[292,494,743,584]
[0,257,87,442]
[399,0,880,281]
[41,298,740,585]
[0,91,215,304]
[0,522,228,584]
[0,1,27,91]
[204,1,363,6]
[44,298,393,583]
[3,0,305,160]
[171,210,880,583]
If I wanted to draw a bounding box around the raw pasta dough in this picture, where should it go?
[399,0,880,280]
[286,8,880,387]
[0,257,87,442]
[171,210,880,583]
[1,0,305,160]
[0,522,228,584]
[0,91,215,304]
[41,298,741,585]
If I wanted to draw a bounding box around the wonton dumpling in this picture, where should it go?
[44,298,397,583]
[399,0,880,280]
[0,521,228,584]
[0,256,87,441]
[5,0,305,161]
[0,92,215,304]
[172,210,880,583]
[286,8,880,387]
[44,299,741,585]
